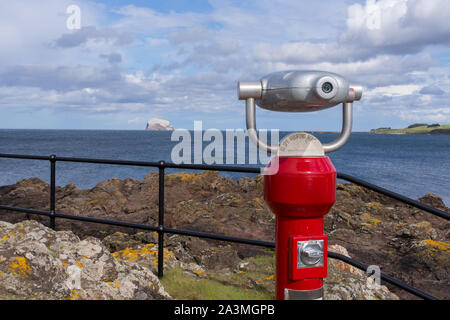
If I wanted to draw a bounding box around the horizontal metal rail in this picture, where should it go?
[0,152,447,300]
[327,252,437,300]
[1,153,446,219]
[338,173,450,220]
[0,204,274,247]
[0,153,262,173]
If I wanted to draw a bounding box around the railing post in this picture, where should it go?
[49,154,56,230]
[157,160,165,278]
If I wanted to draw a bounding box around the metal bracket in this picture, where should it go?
[245,98,353,154]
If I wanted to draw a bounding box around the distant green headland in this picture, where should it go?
[370,123,450,134]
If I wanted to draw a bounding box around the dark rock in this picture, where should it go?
[418,193,449,211]
[430,129,450,134]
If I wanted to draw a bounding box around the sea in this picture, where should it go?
[0,129,449,206]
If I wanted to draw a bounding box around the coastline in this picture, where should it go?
[369,131,450,135]
[369,124,450,135]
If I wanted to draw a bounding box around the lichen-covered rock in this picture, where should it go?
[103,231,236,277]
[405,240,450,289]
[0,220,170,300]
[102,231,207,279]
[399,221,438,240]
[102,231,155,253]
[112,243,177,271]
[325,245,399,300]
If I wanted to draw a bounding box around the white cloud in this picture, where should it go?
[127,116,145,124]
[400,108,450,122]
[367,84,422,97]
[0,0,104,66]
[341,0,450,55]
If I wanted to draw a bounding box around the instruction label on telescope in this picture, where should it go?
[278,132,324,157]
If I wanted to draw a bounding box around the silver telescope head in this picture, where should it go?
[238,70,363,154]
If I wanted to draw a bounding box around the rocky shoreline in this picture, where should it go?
[0,171,448,299]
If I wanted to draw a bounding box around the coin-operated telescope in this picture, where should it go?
[238,70,363,300]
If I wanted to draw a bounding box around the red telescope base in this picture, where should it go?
[264,156,336,300]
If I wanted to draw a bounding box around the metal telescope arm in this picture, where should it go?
[322,102,353,153]
[239,81,279,154]
[245,97,279,154]
[245,97,353,154]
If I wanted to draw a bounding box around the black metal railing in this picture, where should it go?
[0,153,448,300]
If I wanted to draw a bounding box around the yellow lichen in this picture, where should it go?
[360,213,381,227]
[265,274,275,281]
[112,245,174,263]
[367,202,382,210]
[166,172,201,185]
[69,289,80,300]
[2,232,15,240]
[417,221,428,228]
[421,240,450,253]
[75,261,83,269]
[256,274,275,284]
[9,256,32,277]
[253,197,265,209]
[107,281,120,289]
[193,269,204,275]
[412,222,435,235]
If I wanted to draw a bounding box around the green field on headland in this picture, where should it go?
[370,124,450,134]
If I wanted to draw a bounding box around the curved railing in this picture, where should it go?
[0,153,448,300]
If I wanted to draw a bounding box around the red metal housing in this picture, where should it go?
[264,156,336,299]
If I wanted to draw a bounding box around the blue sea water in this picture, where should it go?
[0,129,449,206]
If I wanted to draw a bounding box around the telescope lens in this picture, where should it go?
[322,82,333,93]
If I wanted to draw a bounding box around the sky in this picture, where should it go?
[0,0,449,131]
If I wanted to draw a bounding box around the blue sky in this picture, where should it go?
[0,0,449,131]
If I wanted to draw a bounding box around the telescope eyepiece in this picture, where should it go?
[314,75,339,101]
[322,82,333,94]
